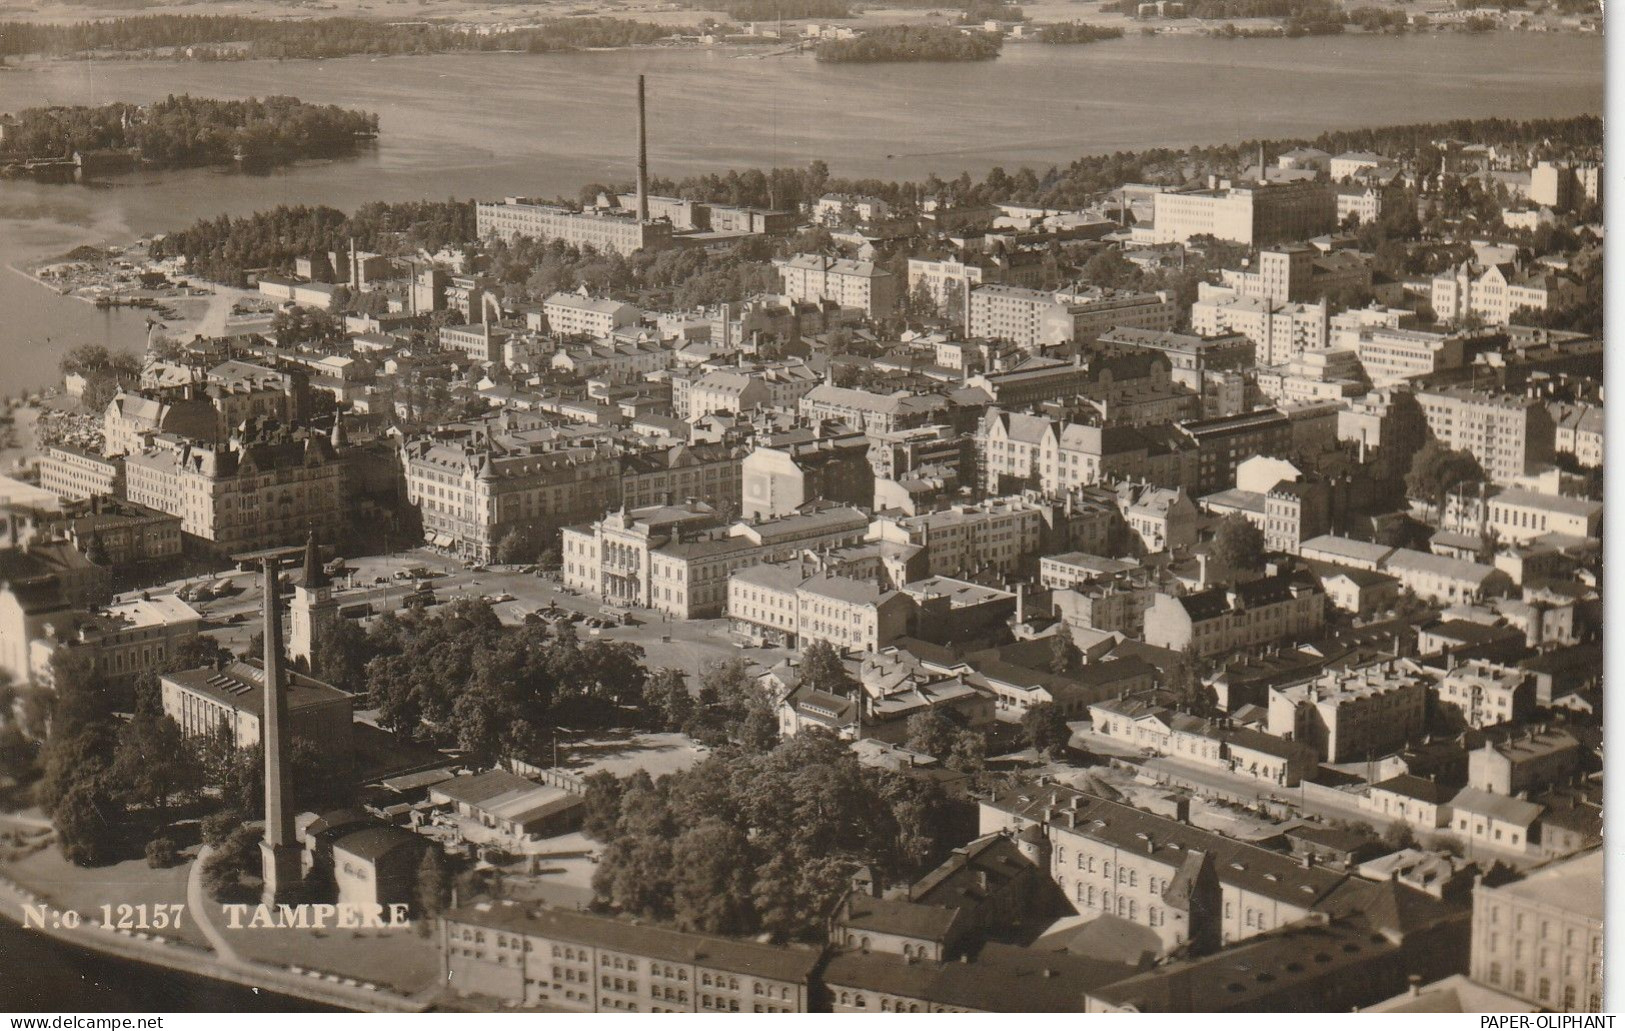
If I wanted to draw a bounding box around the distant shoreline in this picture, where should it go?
[0,21,1577,68]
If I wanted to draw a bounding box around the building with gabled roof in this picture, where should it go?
[1143,571,1326,658]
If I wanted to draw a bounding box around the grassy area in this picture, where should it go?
[0,844,211,950]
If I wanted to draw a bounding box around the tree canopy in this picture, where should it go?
[590,732,957,942]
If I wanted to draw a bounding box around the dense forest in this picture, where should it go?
[0,15,690,60]
[149,200,477,285]
[0,95,376,168]
[1037,21,1127,42]
[815,25,1003,62]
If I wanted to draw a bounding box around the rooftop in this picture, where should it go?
[162,660,350,717]
[445,901,823,983]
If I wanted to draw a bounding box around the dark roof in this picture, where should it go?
[333,825,422,863]
[305,807,374,837]
[301,532,329,589]
[444,901,823,983]
[983,783,1347,910]
[431,768,539,807]
[840,894,960,941]
[1370,774,1452,804]
[162,660,350,717]
[908,835,1034,908]
[1087,920,1398,1012]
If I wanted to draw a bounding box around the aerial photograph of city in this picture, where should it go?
[0,0,1606,1014]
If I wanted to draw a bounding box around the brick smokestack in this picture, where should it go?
[261,558,294,850]
[636,75,649,223]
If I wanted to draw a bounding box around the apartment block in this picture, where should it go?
[440,901,819,1012]
[1415,387,1557,484]
[1265,662,1428,763]
[124,435,345,557]
[36,445,123,501]
[1148,180,1336,246]
[774,254,898,319]
[402,436,622,563]
[1469,850,1602,1012]
[869,497,1044,578]
[1142,571,1326,658]
[475,198,673,256]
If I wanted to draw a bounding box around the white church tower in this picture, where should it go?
[289,532,337,670]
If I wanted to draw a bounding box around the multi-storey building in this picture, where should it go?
[475,198,673,256]
[438,322,510,365]
[1549,401,1603,468]
[773,254,898,319]
[740,435,873,520]
[28,594,201,690]
[542,291,642,338]
[1050,285,1180,346]
[1265,661,1428,762]
[814,193,891,226]
[1095,327,1255,388]
[797,384,947,437]
[1442,486,1602,547]
[402,436,621,562]
[123,434,344,557]
[966,285,1177,351]
[964,356,1092,408]
[905,254,1045,311]
[439,901,820,1012]
[1415,387,1557,484]
[161,658,351,753]
[728,566,913,654]
[1117,482,1198,554]
[1431,261,1582,327]
[1190,287,1330,366]
[36,445,123,501]
[1467,727,1581,797]
[672,362,819,421]
[1148,180,1336,246]
[1436,659,1536,730]
[1143,571,1326,658]
[965,285,1060,349]
[980,783,1357,956]
[51,497,183,567]
[563,504,870,619]
[618,443,746,515]
[1354,326,1468,387]
[1176,409,1293,495]
[869,497,1044,578]
[550,336,671,385]
[1469,849,1603,1012]
[102,390,220,458]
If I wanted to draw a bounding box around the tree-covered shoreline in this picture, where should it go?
[0,95,377,169]
[816,25,1004,62]
[0,15,698,62]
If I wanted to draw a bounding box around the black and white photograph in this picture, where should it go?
[0,0,1606,1014]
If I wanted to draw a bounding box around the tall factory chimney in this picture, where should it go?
[636,74,649,223]
[259,558,302,905]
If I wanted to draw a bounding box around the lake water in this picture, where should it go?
[0,913,339,1011]
[0,33,1603,392]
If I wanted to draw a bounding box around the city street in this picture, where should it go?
[149,546,794,683]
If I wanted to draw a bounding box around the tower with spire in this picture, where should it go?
[289,532,337,671]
